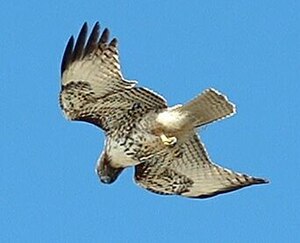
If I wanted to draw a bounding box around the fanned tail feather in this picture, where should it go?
[179,88,236,127]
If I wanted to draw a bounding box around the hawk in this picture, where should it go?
[60,22,268,199]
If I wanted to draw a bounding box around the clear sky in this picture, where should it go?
[1,1,299,242]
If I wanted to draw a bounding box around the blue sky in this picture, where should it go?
[1,1,299,242]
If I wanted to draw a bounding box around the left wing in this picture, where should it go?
[60,22,167,132]
[135,133,268,198]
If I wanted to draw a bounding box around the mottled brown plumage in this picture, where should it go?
[59,22,268,198]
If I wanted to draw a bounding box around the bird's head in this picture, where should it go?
[96,152,124,184]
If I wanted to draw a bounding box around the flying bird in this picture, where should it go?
[59,22,268,198]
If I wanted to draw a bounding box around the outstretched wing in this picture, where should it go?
[135,133,268,198]
[60,22,167,132]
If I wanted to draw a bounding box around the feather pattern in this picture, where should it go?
[135,133,268,198]
[60,22,167,131]
[60,22,268,198]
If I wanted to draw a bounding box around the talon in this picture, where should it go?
[160,134,177,146]
[167,136,177,145]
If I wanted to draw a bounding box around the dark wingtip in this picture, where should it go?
[99,28,110,44]
[84,22,100,57]
[94,21,100,28]
[61,22,89,77]
[72,22,88,62]
[61,22,115,77]
[61,36,74,76]
[109,38,118,47]
[254,177,269,184]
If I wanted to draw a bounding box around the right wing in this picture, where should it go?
[135,133,268,198]
[59,22,167,132]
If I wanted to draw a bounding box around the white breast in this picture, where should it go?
[108,139,139,168]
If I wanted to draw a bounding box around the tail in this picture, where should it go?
[178,88,236,127]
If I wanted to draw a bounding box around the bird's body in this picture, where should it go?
[59,22,268,198]
[105,106,195,169]
[106,116,162,168]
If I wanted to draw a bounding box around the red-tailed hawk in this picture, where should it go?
[60,22,268,198]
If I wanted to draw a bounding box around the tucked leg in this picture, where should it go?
[160,134,177,146]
